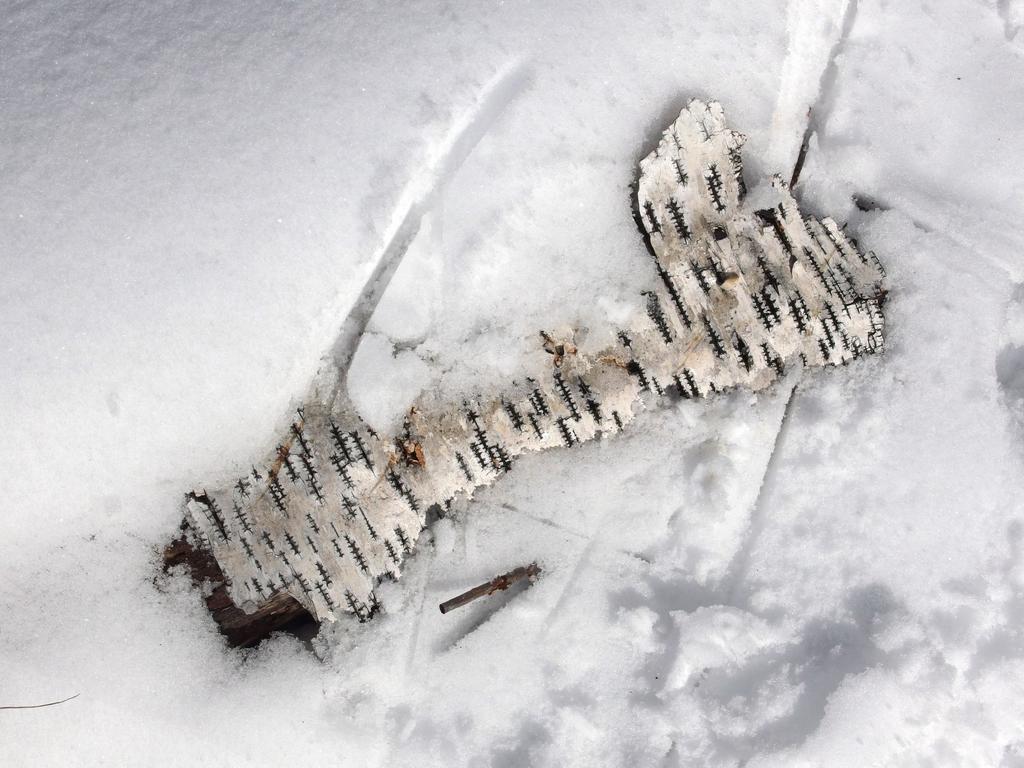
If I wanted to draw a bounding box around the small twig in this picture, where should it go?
[0,693,79,711]
[439,563,540,614]
[789,108,813,189]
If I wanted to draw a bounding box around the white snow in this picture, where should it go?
[3,0,1024,765]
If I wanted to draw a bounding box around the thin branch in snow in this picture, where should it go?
[0,693,80,711]
[793,0,859,183]
[789,108,813,188]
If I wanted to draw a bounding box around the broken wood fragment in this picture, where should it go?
[163,533,313,647]
[439,563,541,614]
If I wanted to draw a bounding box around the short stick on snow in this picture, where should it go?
[439,563,541,614]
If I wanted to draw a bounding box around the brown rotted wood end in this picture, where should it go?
[163,527,316,647]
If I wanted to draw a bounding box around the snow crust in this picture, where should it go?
[3,1,1024,765]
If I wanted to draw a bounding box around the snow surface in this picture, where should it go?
[2,0,1024,765]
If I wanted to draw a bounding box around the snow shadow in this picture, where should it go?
[612,572,902,762]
